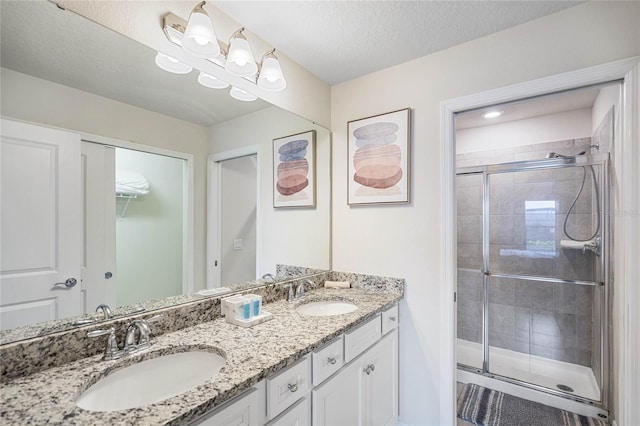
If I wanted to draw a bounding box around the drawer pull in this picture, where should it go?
[287,383,298,393]
[327,356,337,365]
[389,316,397,321]
[363,364,376,375]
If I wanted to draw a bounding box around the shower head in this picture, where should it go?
[545,151,586,159]
[546,152,565,159]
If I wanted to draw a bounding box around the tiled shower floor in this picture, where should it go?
[457,339,600,401]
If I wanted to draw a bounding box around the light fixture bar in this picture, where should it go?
[159,6,287,99]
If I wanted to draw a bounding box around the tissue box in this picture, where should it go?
[221,294,272,327]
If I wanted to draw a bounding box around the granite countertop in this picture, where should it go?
[0,288,401,425]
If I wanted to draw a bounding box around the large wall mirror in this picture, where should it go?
[0,1,331,343]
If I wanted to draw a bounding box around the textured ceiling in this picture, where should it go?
[213,1,583,85]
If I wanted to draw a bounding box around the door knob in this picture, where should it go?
[52,278,77,289]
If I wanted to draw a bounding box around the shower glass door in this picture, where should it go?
[457,155,608,404]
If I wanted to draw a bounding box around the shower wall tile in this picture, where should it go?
[457,186,483,215]
[515,282,554,311]
[458,326,481,343]
[456,174,483,187]
[489,332,514,351]
[458,215,482,244]
[457,299,482,331]
[515,307,531,333]
[457,243,483,269]
[489,215,515,245]
[512,182,554,214]
[457,269,482,301]
[488,303,515,336]
[489,184,515,215]
[489,279,515,305]
[553,285,578,314]
[513,169,553,184]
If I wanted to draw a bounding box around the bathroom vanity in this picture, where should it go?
[192,304,399,426]
[0,273,403,425]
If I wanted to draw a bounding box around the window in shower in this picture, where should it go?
[524,200,557,256]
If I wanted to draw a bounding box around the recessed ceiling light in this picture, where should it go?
[482,110,503,119]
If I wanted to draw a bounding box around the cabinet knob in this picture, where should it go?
[327,356,337,365]
[389,316,397,322]
[287,383,298,393]
[363,364,376,375]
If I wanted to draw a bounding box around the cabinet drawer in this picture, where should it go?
[266,396,310,426]
[381,304,399,335]
[344,314,381,362]
[267,355,311,420]
[312,336,344,386]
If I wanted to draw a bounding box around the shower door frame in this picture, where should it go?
[456,153,610,408]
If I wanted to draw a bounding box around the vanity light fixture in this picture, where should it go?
[225,28,258,77]
[482,110,503,119]
[181,1,220,58]
[159,4,288,102]
[155,52,193,74]
[257,49,287,91]
[230,86,258,102]
[197,71,230,89]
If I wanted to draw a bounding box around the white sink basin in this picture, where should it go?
[76,351,226,412]
[296,300,358,316]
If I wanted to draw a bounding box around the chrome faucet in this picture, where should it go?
[95,304,113,320]
[87,314,163,360]
[262,273,276,283]
[289,279,317,302]
[124,314,163,354]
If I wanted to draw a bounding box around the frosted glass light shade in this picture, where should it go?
[225,36,258,77]
[197,72,229,89]
[257,56,286,91]
[229,86,257,102]
[155,52,193,74]
[182,9,220,58]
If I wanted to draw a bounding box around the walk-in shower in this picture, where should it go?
[455,143,610,414]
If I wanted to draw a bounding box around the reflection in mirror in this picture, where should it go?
[0,1,330,343]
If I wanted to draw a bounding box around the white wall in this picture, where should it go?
[115,149,184,306]
[457,108,592,154]
[208,107,331,274]
[0,68,209,291]
[330,2,640,424]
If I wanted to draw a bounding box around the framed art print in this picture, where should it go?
[273,130,316,208]
[347,108,411,205]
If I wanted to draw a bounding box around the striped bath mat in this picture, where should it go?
[457,383,608,426]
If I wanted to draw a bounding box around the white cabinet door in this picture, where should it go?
[312,358,360,426]
[0,119,82,330]
[361,329,398,426]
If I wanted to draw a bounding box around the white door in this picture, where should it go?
[81,141,116,313]
[0,119,82,330]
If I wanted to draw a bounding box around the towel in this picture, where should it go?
[116,170,150,196]
[324,281,350,289]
